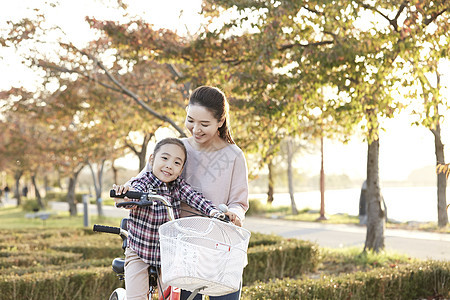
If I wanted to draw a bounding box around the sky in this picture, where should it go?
[1,0,449,183]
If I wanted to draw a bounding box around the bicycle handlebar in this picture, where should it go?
[110,189,145,200]
[93,224,121,234]
[93,224,128,239]
[109,189,230,223]
[110,189,176,221]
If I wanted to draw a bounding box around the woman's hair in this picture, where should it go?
[189,86,235,144]
[153,138,187,166]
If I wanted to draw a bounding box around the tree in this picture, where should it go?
[2,9,188,139]
[3,9,191,213]
[194,0,449,252]
[281,137,304,215]
[0,89,52,208]
[403,11,449,227]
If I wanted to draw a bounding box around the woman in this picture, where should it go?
[126,86,249,299]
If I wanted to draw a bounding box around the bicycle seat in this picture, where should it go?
[112,258,125,275]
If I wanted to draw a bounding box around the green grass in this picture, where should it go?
[0,206,123,230]
[315,246,417,277]
[248,198,450,233]
[284,210,359,224]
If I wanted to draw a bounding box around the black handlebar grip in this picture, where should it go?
[110,189,143,199]
[93,224,121,235]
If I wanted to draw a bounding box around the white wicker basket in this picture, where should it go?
[159,217,251,296]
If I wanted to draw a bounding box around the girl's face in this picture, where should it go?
[185,104,224,145]
[150,143,185,183]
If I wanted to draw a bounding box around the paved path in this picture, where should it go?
[243,217,449,261]
[47,201,449,261]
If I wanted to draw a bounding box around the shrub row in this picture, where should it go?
[242,261,450,299]
[5,227,447,300]
[244,238,320,285]
[0,267,121,300]
[0,251,82,269]
[0,228,319,298]
[247,232,283,247]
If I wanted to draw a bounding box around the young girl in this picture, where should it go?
[127,86,249,300]
[113,137,236,300]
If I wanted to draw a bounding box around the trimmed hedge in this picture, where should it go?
[247,232,283,247]
[0,228,319,299]
[0,251,82,268]
[0,267,121,300]
[2,226,447,300]
[244,238,320,285]
[242,261,450,299]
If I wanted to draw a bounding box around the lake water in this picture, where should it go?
[250,186,448,223]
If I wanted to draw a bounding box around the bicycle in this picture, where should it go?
[93,190,251,300]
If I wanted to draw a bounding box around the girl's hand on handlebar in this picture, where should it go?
[112,184,137,210]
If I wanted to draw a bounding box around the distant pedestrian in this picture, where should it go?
[358,181,367,224]
[359,180,387,224]
[22,186,29,197]
[4,185,10,202]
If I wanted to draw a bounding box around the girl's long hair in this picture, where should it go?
[189,86,235,144]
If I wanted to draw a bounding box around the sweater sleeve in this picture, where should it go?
[227,150,249,221]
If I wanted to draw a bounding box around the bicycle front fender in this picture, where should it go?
[109,288,126,300]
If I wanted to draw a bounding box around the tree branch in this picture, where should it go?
[357,1,399,31]
[393,1,408,24]
[124,139,139,155]
[37,61,123,93]
[165,63,191,100]
[424,8,449,25]
[279,40,334,51]
[76,50,187,137]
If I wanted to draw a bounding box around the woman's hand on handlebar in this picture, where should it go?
[112,184,136,210]
[225,211,242,227]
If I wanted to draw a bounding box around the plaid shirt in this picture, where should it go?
[128,171,216,266]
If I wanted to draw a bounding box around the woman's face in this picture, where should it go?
[185,104,223,145]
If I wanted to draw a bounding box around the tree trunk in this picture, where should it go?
[364,133,385,252]
[88,160,105,217]
[31,173,44,209]
[318,135,327,220]
[67,177,77,216]
[111,161,119,185]
[130,132,153,171]
[267,160,274,204]
[14,170,23,206]
[66,166,84,216]
[44,175,49,197]
[431,124,448,227]
[287,139,298,215]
